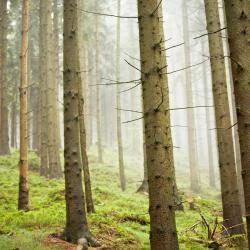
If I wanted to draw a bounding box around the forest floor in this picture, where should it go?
[0,150,246,250]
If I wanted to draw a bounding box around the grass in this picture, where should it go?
[0,149,245,249]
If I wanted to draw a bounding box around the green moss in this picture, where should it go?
[0,150,242,249]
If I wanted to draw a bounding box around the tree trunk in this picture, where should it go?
[18,0,29,211]
[77,0,95,214]
[11,94,18,149]
[116,0,126,191]
[201,41,216,188]
[0,0,10,156]
[46,0,61,179]
[204,0,244,235]
[39,0,49,177]
[137,1,179,249]
[94,2,103,163]
[221,0,245,215]
[63,0,99,247]
[223,0,250,243]
[182,0,200,193]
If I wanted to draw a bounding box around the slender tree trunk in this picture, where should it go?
[0,0,10,156]
[63,0,100,247]
[18,0,29,211]
[47,0,61,179]
[94,2,103,163]
[137,1,179,249]
[201,41,216,188]
[224,0,250,244]
[78,60,95,213]
[11,93,18,149]
[116,0,126,191]
[204,0,244,235]
[182,0,200,193]
[221,1,245,215]
[77,0,95,214]
[39,0,49,177]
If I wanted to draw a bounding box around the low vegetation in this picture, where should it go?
[0,151,245,249]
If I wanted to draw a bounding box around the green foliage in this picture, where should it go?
[0,151,243,249]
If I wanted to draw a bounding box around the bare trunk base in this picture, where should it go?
[18,176,29,210]
[136,180,148,193]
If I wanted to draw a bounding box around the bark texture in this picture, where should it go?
[201,41,216,188]
[182,0,200,193]
[224,0,250,242]
[0,0,10,155]
[204,0,244,235]
[137,1,179,249]
[63,0,99,246]
[18,0,29,211]
[116,0,126,191]
[94,2,103,163]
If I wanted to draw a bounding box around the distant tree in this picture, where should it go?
[0,0,10,155]
[224,0,250,244]
[18,0,29,211]
[182,0,200,193]
[39,0,61,178]
[94,0,103,163]
[204,0,244,235]
[116,0,126,191]
[137,0,179,249]
[77,0,95,214]
[63,0,100,246]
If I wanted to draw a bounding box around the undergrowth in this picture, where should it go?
[0,150,245,249]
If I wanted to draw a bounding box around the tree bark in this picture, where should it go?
[0,0,10,156]
[63,0,99,247]
[182,0,200,193]
[224,0,250,243]
[47,0,61,179]
[94,1,103,163]
[201,41,216,188]
[137,1,179,249]
[39,0,49,177]
[204,0,244,235]
[18,0,29,211]
[116,0,126,191]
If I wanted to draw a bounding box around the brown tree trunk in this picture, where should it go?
[116,0,126,191]
[18,0,29,211]
[201,41,216,188]
[94,2,103,163]
[63,0,99,247]
[224,0,250,244]
[182,0,200,193]
[137,1,179,249]
[39,0,49,177]
[0,0,10,156]
[47,0,61,179]
[204,0,244,235]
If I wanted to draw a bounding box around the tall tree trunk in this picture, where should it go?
[224,0,250,244]
[116,0,126,191]
[18,0,29,211]
[94,2,103,163]
[39,0,49,177]
[137,1,179,249]
[63,0,100,247]
[204,0,244,235]
[182,0,200,193]
[11,91,18,149]
[77,0,95,214]
[0,0,10,156]
[221,1,245,215]
[47,0,61,179]
[201,41,216,188]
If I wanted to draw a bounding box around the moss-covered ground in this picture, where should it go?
[0,150,246,249]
